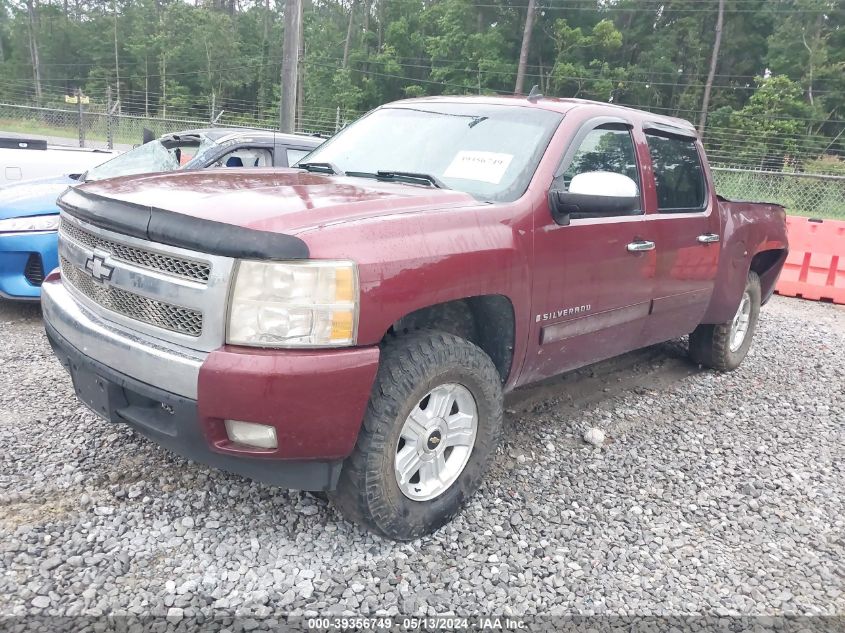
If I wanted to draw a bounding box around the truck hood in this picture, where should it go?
[72,169,478,234]
[0,175,75,220]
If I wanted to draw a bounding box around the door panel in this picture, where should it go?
[522,122,656,384]
[524,214,656,384]
[642,215,720,342]
[639,133,721,344]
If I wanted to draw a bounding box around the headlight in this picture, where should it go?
[0,215,59,233]
[227,260,359,348]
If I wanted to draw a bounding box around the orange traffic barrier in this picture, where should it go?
[776,216,845,304]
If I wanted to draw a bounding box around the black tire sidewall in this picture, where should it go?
[724,272,762,369]
[333,331,504,540]
[371,361,501,538]
[689,271,763,371]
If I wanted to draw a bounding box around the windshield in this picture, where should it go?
[84,134,217,181]
[298,104,563,203]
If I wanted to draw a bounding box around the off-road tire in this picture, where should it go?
[329,330,503,540]
[689,271,761,371]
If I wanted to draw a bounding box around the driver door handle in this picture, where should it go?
[697,233,720,244]
[627,240,655,253]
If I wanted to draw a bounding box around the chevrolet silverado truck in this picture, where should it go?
[41,96,788,540]
[0,128,321,300]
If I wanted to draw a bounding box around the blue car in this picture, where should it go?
[0,127,322,300]
[0,175,72,300]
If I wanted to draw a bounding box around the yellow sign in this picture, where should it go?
[64,94,90,105]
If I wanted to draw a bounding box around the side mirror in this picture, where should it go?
[549,171,640,225]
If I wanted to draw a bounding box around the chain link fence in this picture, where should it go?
[2,101,844,220]
[0,102,244,150]
[0,101,343,151]
[712,168,845,220]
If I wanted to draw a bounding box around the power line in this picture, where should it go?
[28,54,839,99]
[25,53,802,84]
[332,57,840,96]
[466,1,835,13]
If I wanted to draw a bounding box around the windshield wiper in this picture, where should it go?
[377,170,448,189]
[345,170,448,189]
[297,161,344,175]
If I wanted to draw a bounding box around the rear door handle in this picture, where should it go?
[627,240,655,252]
[697,233,720,244]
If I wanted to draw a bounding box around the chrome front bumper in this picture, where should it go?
[41,278,206,399]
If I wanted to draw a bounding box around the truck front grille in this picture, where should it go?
[60,218,211,283]
[61,257,203,337]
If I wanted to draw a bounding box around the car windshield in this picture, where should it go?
[298,103,563,203]
[84,134,217,181]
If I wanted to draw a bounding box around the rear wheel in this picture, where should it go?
[689,271,761,371]
[329,330,503,540]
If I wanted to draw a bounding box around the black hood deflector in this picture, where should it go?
[57,187,309,260]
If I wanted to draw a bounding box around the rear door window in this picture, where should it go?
[646,133,707,212]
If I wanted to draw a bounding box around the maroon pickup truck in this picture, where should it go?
[42,96,787,540]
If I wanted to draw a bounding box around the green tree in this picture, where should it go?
[721,76,820,169]
[0,0,840,166]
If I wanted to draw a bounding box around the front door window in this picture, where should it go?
[557,126,641,205]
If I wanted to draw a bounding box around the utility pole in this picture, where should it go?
[514,0,536,96]
[161,54,167,118]
[0,7,5,62]
[296,18,305,131]
[25,0,43,106]
[279,0,303,133]
[113,2,121,114]
[698,0,725,136]
[144,56,149,118]
[76,88,85,148]
[342,0,356,69]
[106,85,113,150]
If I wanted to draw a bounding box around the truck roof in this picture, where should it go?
[389,95,697,137]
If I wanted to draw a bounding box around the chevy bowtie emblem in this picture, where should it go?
[85,254,114,283]
[426,430,442,450]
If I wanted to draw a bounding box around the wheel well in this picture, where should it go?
[750,248,788,302]
[389,296,515,384]
[750,249,786,277]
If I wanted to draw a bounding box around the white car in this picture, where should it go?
[0,137,118,185]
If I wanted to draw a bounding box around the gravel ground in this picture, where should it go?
[0,295,843,623]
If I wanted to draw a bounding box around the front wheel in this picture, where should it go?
[329,330,503,540]
[689,271,761,371]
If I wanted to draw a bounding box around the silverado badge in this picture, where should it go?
[536,304,591,322]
